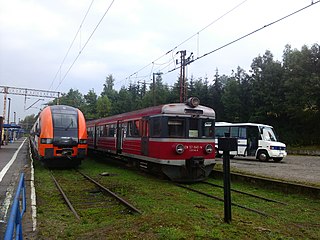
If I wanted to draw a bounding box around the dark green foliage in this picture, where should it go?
[19,114,37,132]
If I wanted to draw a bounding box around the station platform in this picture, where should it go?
[0,137,31,238]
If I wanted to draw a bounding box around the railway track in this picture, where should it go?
[175,175,294,218]
[202,181,287,205]
[50,170,141,220]
[175,183,274,217]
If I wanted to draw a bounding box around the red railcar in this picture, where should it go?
[30,105,87,167]
[87,97,215,182]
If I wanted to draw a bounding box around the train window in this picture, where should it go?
[102,125,108,137]
[127,120,140,137]
[142,120,149,136]
[108,124,115,137]
[96,126,100,137]
[35,123,39,135]
[189,118,199,138]
[202,120,214,138]
[99,126,104,137]
[168,118,185,138]
[87,128,92,137]
[150,117,161,137]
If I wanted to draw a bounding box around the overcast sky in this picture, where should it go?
[0,0,319,121]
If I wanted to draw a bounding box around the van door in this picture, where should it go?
[247,126,259,156]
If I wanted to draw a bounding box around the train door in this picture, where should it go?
[247,126,259,156]
[116,121,123,153]
[94,124,97,149]
[141,117,149,156]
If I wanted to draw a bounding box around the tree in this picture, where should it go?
[20,114,37,133]
[96,95,111,118]
[142,75,170,107]
[250,51,285,124]
[221,77,242,122]
[50,89,85,109]
[110,87,134,115]
[209,70,224,120]
[101,74,118,102]
[83,89,98,120]
[282,44,320,144]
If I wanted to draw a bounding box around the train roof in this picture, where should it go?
[87,103,215,125]
[40,105,78,112]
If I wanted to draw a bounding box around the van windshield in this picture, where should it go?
[261,127,277,142]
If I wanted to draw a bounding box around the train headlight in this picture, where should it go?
[40,138,53,144]
[205,144,213,154]
[175,144,185,154]
[79,139,87,144]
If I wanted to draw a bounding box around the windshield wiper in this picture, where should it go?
[65,120,74,131]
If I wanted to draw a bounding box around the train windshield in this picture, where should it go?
[53,113,78,139]
[166,117,214,138]
[53,113,78,130]
[168,119,185,137]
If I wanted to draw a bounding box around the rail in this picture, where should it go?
[4,173,26,240]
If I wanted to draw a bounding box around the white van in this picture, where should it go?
[215,122,287,162]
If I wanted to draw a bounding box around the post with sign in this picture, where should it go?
[218,134,238,223]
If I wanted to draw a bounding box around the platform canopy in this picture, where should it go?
[3,123,21,129]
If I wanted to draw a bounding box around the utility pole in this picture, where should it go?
[2,87,8,124]
[179,50,186,103]
[177,51,193,103]
[7,97,11,124]
[152,72,163,106]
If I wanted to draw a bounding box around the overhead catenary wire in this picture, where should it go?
[49,0,95,91]
[55,0,115,91]
[119,0,248,86]
[168,0,320,73]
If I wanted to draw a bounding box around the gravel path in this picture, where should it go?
[216,155,320,186]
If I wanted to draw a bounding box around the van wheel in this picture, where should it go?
[258,151,269,162]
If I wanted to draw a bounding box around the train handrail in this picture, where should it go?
[4,173,26,240]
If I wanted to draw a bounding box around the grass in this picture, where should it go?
[33,157,320,239]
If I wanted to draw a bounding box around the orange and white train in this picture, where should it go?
[87,97,216,182]
[30,105,87,167]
